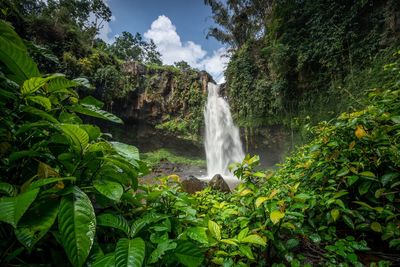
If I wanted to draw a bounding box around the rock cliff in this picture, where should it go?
[108,61,214,140]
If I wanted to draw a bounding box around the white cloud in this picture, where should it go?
[144,15,229,84]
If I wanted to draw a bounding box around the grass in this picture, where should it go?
[141,148,206,168]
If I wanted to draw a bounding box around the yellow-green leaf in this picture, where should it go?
[270,210,285,225]
[208,220,221,241]
[370,222,382,232]
[255,197,268,208]
[331,209,340,221]
[241,234,266,246]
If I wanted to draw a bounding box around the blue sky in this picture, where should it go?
[98,0,228,83]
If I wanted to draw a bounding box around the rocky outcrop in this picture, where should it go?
[209,174,231,193]
[181,175,207,194]
[110,62,214,126]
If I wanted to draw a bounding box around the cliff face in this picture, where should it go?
[107,61,214,140]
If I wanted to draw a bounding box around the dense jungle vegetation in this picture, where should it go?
[0,0,400,266]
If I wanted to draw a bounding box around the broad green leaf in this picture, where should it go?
[0,20,40,84]
[343,215,355,229]
[130,213,166,238]
[337,167,349,177]
[115,238,145,267]
[47,76,79,92]
[237,228,249,241]
[241,234,266,246]
[97,213,130,236]
[102,156,138,189]
[370,222,382,232]
[59,124,89,153]
[381,173,399,186]
[0,188,39,228]
[110,142,140,165]
[174,241,204,267]
[148,240,177,264]
[69,104,123,124]
[359,171,376,178]
[80,96,104,108]
[331,209,340,221]
[93,180,123,201]
[21,77,47,96]
[186,227,208,244]
[270,210,285,225]
[255,196,268,208]
[220,239,238,246]
[15,198,59,251]
[208,220,221,241]
[238,244,254,260]
[92,253,115,267]
[80,124,101,141]
[58,186,96,267]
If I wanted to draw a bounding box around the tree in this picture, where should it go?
[204,0,272,49]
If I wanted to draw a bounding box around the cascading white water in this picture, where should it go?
[204,82,245,178]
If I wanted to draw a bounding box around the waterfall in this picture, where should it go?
[204,82,245,177]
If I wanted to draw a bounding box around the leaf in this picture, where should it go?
[115,238,145,267]
[69,104,123,124]
[358,182,372,195]
[331,209,340,221]
[355,125,367,139]
[0,188,39,228]
[92,253,115,267]
[391,116,400,124]
[255,196,268,208]
[0,20,40,84]
[80,96,104,108]
[309,233,321,243]
[23,106,59,123]
[359,171,376,179]
[239,188,252,196]
[27,177,76,191]
[347,175,359,186]
[220,239,238,246]
[130,213,166,238]
[208,220,221,241]
[270,210,285,225]
[59,124,89,153]
[58,186,96,267]
[186,227,208,244]
[101,156,138,189]
[110,142,140,165]
[21,77,47,96]
[47,76,79,92]
[241,234,266,246]
[381,173,399,187]
[343,215,355,230]
[97,213,130,236]
[337,167,349,177]
[238,244,254,260]
[93,180,123,201]
[174,241,204,267]
[237,228,249,241]
[370,222,382,232]
[148,240,177,264]
[15,198,59,251]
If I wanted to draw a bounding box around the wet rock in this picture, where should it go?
[209,174,230,193]
[181,175,207,194]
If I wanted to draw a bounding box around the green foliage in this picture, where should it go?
[0,21,147,266]
[142,148,205,168]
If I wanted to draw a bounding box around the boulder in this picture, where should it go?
[181,175,207,194]
[209,174,230,193]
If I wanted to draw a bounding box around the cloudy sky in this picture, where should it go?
[98,0,228,83]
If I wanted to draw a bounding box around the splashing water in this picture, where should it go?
[204,82,245,178]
